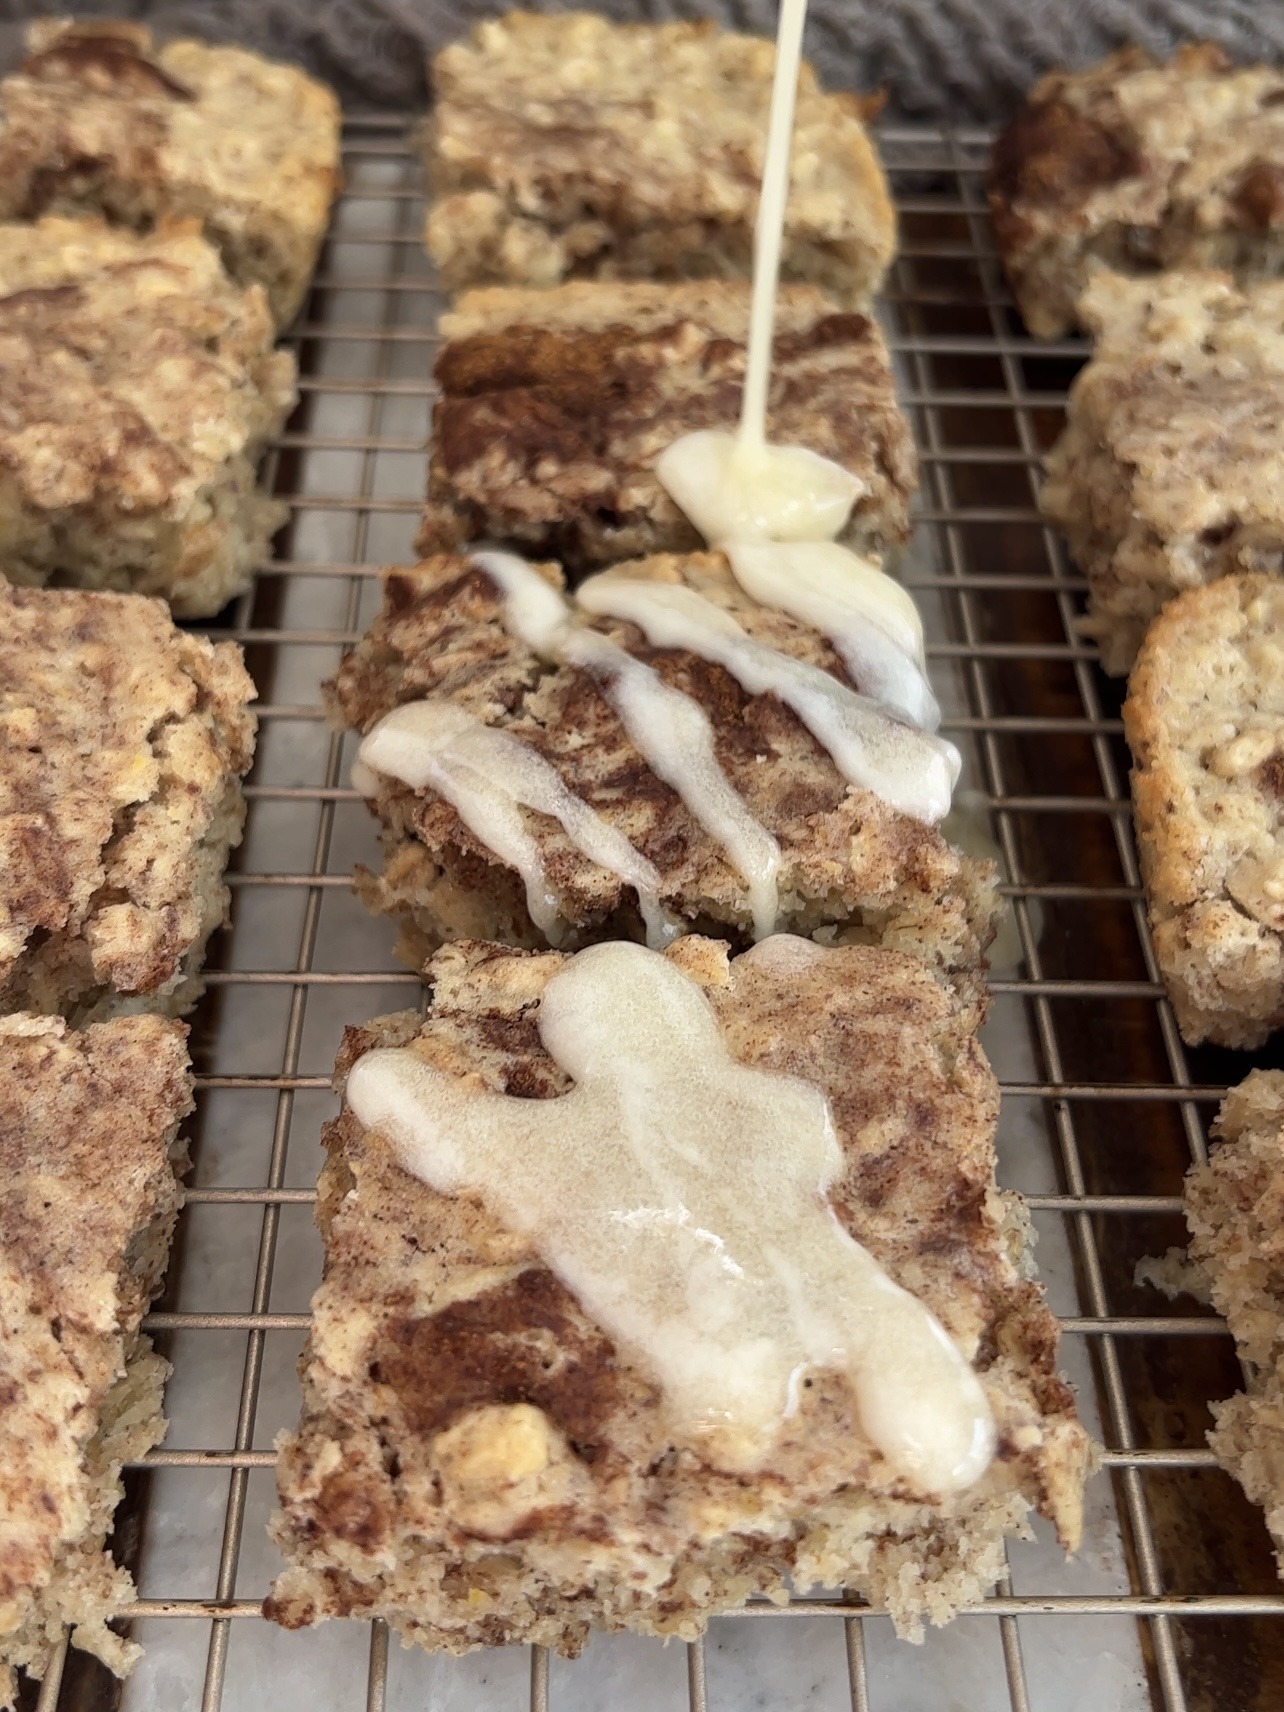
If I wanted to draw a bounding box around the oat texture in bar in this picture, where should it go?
[328,554,997,983]
[0,216,297,615]
[1041,269,1284,675]
[266,935,1090,1652]
[0,20,340,327]
[988,43,1284,339]
[0,585,256,1022]
[417,279,916,576]
[423,11,893,303]
[1123,573,1284,1049]
[0,1011,190,1705]
[1185,1069,1284,1576]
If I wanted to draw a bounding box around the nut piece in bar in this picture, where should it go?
[423,11,894,303]
[265,935,1091,1651]
[1041,268,1284,675]
[989,43,1284,339]
[0,216,297,616]
[0,1011,190,1703]
[1184,1069,1284,1576]
[1123,573,1284,1049]
[0,585,257,1022]
[327,553,998,987]
[0,20,341,327]
[418,279,917,578]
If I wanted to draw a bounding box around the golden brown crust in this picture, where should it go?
[327,554,998,983]
[0,21,341,326]
[265,937,1090,1651]
[1123,574,1284,1047]
[423,11,894,304]
[0,1011,190,1699]
[418,279,916,574]
[1185,1070,1284,1575]
[0,584,257,1020]
[988,44,1284,338]
[0,216,296,615]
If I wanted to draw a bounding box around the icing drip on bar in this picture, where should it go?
[654,419,944,742]
[559,627,782,942]
[475,549,781,940]
[346,938,997,1489]
[655,431,947,773]
[650,0,867,555]
[358,516,950,943]
[656,429,862,548]
[471,548,571,652]
[357,702,678,949]
[725,541,940,732]
[577,574,959,822]
[740,0,806,453]
[648,0,952,802]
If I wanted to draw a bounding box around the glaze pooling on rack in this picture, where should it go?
[346,938,996,1489]
[356,701,678,948]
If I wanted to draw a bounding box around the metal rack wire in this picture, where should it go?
[29,119,1284,1712]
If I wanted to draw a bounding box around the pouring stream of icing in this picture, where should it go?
[740,0,807,455]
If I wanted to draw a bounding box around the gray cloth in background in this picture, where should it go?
[1,0,1283,119]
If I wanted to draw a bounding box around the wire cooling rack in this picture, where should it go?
[28,119,1284,1712]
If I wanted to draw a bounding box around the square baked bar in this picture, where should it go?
[0,19,340,328]
[989,43,1284,339]
[1041,269,1284,675]
[0,585,256,1022]
[423,11,894,303]
[328,553,998,985]
[0,215,297,616]
[0,1011,190,1703]
[266,935,1090,1650]
[1123,573,1284,1048]
[1184,1069,1284,1576]
[417,279,916,575]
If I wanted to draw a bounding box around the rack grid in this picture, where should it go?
[26,119,1284,1712]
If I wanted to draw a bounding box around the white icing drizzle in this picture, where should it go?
[726,541,941,732]
[346,939,996,1489]
[649,0,866,551]
[349,758,381,799]
[357,702,678,950]
[649,0,865,551]
[559,627,782,941]
[726,540,921,660]
[741,0,807,454]
[365,527,951,935]
[577,575,958,822]
[476,548,782,940]
[357,706,559,942]
[650,463,948,755]
[471,548,573,652]
[655,429,862,548]
[645,0,960,817]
